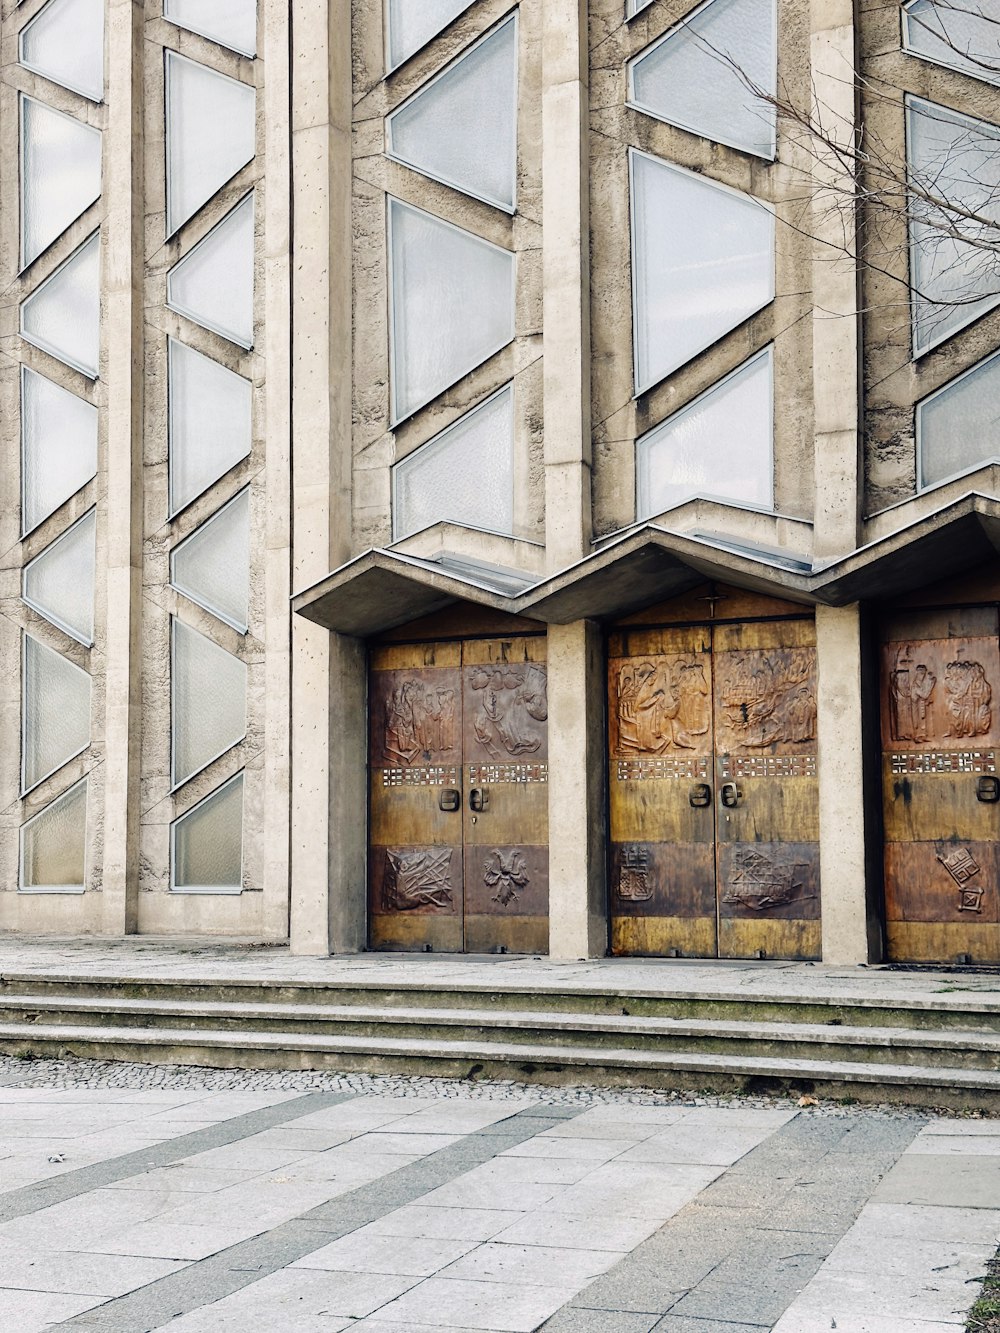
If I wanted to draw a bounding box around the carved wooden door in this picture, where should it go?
[609,616,821,960]
[881,606,1000,965]
[369,636,548,954]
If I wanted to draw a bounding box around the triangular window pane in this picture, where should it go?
[20,777,88,893]
[170,489,250,633]
[165,51,255,236]
[917,349,1000,489]
[19,0,104,101]
[163,0,257,58]
[168,339,252,515]
[393,386,514,540]
[636,348,773,517]
[171,618,247,788]
[21,96,102,269]
[172,773,244,893]
[627,0,655,15]
[908,95,1000,355]
[630,150,774,392]
[21,367,98,535]
[389,198,514,422]
[388,16,517,210]
[628,0,776,159]
[20,231,101,378]
[386,0,471,71]
[903,0,1000,86]
[23,509,96,646]
[167,193,254,348]
[22,634,91,793]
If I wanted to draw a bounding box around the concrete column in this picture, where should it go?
[100,0,144,935]
[542,0,592,574]
[547,620,607,960]
[816,603,874,964]
[810,0,862,560]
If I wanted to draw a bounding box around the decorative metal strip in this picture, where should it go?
[468,763,548,785]
[382,765,461,788]
[720,754,817,779]
[889,750,997,775]
[616,757,710,782]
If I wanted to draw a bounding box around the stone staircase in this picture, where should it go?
[1,969,999,1110]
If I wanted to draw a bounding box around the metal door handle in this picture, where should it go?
[689,783,712,808]
[438,788,461,812]
[977,775,1000,804]
[720,782,742,809]
[469,788,490,812]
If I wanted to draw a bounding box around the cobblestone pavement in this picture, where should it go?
[0,1056,997,1332]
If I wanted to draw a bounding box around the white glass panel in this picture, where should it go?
[21,367,98,534]
[627,0,656,15]
[22,634,90,793]
[172,772,244,892]
[19,0,105,101]
[167,193,254,348]
[165,51,255,236]
[168,339,252,514]
[171,618,247,788]
[903,0,1000,86]
[389,198,515,422]
[628,0,776,159]
[393,387,513,540]
[918,349,1000,488]
[908,96,1000,354]
[388,16,517,210]
[20,777,88,893]
[170,489,250,632]
[20,231,101,378]
[636,348,773,517]
[20,96,101,269]
[630,150,774,392]
[163,0,257,57]
[386,0,471,70]
[22,509,96,646]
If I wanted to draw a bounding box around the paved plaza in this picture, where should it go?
[0,1054,997,1333]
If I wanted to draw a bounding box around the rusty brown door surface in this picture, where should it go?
[609,609,821,960]
[881,606,1000,965]
[369,636,548,953]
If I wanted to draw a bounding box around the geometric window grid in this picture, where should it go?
[628,0,776,160]
[20,94,102,269]
[22,507,97,647]
[163,0,258,58]
[167,192,255,349]
[171,770,244,894]
[387,14,518,212]
[907,95,1000,356]
[385,0,471,72]
[636,346,774,519]
[20,366,98,535]
[168,338,252,516]
[170,488,250,633]
[18,0,105,102]
[20,230,101,379]
[903,0,1000,87]
[170,617,247,789]
[916,347,1000,490]
[19,776,88,894]
[392,385,514,541]
[630,148,775,393]
[22,633,91,794]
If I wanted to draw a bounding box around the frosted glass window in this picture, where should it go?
[627,0,656,15]
[389,198,515,422]
[20,96,101,269]
[21,367,98,534]
[388,16,518,211]
[165,51,255,236]
[907,96,1000,354]
[171,618,247,788]
[22,509,96,646]
[168,339,252,515]
[386,0,471,70]
[20,778,88,894]
[393,386,514,540]
[167,193,254,348]
[170,489,250,633]
[172,772,244,893]
[630,150,774,392]
[22,634,91,793]
[20,231,100,378]
[628,0,776,159]
[903,0,1000,86]
[163,0,257,57]
[917,348,1000,488]
[19,0,105,101]
[636,348,774,518]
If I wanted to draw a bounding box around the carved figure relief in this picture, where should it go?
[718,650,816,748]
[615,657,710,755]
[723,848,811,912]
[937,847,986,914]
[889,645,993,743]
[470,665,547,760]
[483,849,529,908]
[617,845,654,902]
[943,659,992,738]
[383,849,454,912]
[383,679,457,764]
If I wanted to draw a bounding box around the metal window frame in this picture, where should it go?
[383,0,474,74]
[170,769,246,895]
[20,229,101,379]
[169,486,252,634]
[19,92,103,273]
[167,336,253,519]
[915,345,1000,491]
[19,363,99,538]
[169,615,248,793]
[18,0,106,102]
[18,775,89,894]
[167,191,256,350]
[163,0,258,59]
[625,0,656,18]
[22,506,98,647]
[901,0,1000,88]
[20,631,91,797]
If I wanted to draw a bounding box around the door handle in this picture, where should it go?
[469,788,490,812]
[977,775,1000,804]
[689,783,712,808]
[720,782,742,809]
[438,788,461,812]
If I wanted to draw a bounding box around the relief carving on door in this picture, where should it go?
[617,845,654,902]
[937,847,986,913]
[613,657,711,755]
[470,665,548,759]
[383,679,458,764]
[383,848,454,912]
[483,849,529,908]
[717,649,816,749]
[722,847,812,912]
[888,645,993,743]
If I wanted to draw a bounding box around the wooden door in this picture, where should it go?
[881,606,1000,964]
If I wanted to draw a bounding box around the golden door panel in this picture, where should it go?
[609,842,716,918]
[881,635,999,753]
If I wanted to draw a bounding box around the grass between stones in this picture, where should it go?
[968,1255,1000,1331]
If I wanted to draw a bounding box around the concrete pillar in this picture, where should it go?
[816,603,875,964]
[542,0,592,573]
[547,621,607,960]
